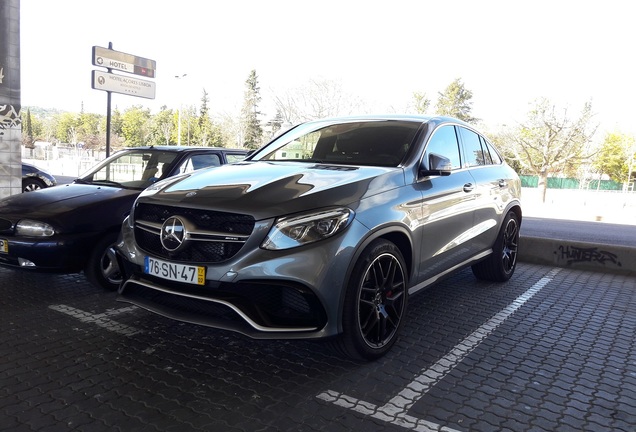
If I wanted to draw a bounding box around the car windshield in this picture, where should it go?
[77,150,179,189]
[252,120,421,167]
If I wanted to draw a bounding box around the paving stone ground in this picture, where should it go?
[0,263,634,431]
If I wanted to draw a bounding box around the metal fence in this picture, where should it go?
[520,175,633,192]
[21,145,106,177]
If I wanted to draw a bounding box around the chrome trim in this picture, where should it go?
[187,231,250,242]
[408,249,492,295]
[121,277,318,333]
[136,219,249,243]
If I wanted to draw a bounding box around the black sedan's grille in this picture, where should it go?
[134,203,255,263]
[0,218,13,234]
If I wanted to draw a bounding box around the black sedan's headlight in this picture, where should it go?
[15,219,55,237]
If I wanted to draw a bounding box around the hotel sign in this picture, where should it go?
[91,46,156,99]
[92,46,156,77]
[91,70,156,99]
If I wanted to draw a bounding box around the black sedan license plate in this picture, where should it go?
[144,256,205,285]
[0,238,7,254]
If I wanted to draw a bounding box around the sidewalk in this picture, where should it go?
[522,187,636,225]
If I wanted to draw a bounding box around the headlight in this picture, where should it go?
[262,208,354,251]
[16,219,55,237]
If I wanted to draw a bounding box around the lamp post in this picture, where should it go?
[174,73,187,146]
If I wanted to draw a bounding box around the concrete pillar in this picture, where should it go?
[0,0,22,198]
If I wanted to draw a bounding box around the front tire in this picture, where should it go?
[22,178,45,192]
[472,211,519,282]
[85,234,122,291]
[334,239,408,361]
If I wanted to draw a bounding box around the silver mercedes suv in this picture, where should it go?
[116,115,522,360]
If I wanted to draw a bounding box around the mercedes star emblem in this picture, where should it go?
[160,216,187,252]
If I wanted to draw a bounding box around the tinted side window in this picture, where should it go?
[479,136,494,165]
[483,139,502,165]
[178,153,221,174]
[425,125,461,170]
[459,127,485,167]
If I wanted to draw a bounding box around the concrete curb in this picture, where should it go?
[519,235,636,276]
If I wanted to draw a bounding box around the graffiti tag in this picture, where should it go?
[556,245,622,267]
[0,104,21,130]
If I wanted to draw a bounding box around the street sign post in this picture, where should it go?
[92,46,156,77]
[91,43,157,157]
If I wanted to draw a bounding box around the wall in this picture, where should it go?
[0,0,21,198]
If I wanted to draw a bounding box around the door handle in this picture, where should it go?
[463,183,474,193]
[498,179,507,188]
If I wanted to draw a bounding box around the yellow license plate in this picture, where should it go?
[144,256,205,285]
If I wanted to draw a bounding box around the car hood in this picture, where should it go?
[144,161,405,220]
[0,184,140,232]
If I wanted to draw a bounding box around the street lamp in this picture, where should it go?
[174,73,187,146]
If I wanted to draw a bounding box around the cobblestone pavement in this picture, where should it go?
[1,263,634,432]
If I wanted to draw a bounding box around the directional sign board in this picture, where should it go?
[91,70,156,99]
[92,46,156,78]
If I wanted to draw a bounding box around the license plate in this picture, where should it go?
[0,239,7,254]
[144,256,206,285]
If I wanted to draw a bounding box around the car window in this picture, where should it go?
[424,125,462,170]
[482,138,502,165]
[226,153,248,163]
[177,153,222,174]
[458,127,485,167]
[479,136,494,165]
[88,151,178,187]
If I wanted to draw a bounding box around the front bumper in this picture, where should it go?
[116,218,371,339]
[0,234,97,272]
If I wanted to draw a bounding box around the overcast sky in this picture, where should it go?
[19,0,635,137]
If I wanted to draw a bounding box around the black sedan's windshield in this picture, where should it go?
[79,150,179,189]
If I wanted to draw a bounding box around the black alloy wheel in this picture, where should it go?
[472,211,520,282]
[335,239,408,360]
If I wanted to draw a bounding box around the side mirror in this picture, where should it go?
[420,153,452,177]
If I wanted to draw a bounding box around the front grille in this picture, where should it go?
[0,218,13,233]
[134,203,255,263]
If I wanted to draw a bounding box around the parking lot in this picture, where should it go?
[1,262,634,432]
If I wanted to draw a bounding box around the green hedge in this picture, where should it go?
[520,175,623,190]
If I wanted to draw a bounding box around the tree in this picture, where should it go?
[55,112,80,144]
[152,106,174,145]
[196,89,223,147]
[77,112,103,150]
[21,108,35,148]
[502,98,597,202]
[411,91,431,114]
[435,78,477,123]
[240,69,263,149]
[273,78,363,124]
[121,105,152,147]
[592,132,635,187]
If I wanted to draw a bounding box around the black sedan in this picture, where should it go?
[0,146,248,290]
[22,162,57,192]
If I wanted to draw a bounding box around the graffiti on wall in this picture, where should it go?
[556,245,622,268]
[0,103,21,131]
[0,60,21,133]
